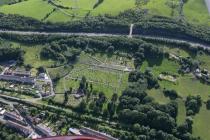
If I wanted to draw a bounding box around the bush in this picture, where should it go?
[206,99,210,110]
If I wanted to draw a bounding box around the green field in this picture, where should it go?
[162,45,191,58]
[0,0,54,20]
[160,74,210,101]
[176,99,186,125]
[142,0,176,17]
[192,104,210,140]
[141,57,180,76]
[53,93,83,107]
[146,88,170,104]
[183,0,210,25]
[142,0,210,25]
[0,0,136,22]
[0,0,208,24]
[197,52,210,71]
[12,43,56,75]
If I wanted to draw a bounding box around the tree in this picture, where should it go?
[24,64,32,71]
[63,91,69,105]
[37,66,46,73]
[103,108,109,118]
[163,89,178,100]
[106,46,115,54]
[77,100,87,113]
[185,95,202,116]
[107,102,117,119]
[206,99,210,110]
[90,83,93,92]
[165,0,179,16]
[111,93,118,102]
[79,76,87,90]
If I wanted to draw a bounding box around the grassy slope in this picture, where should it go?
[184,0,210,25]
[159,74,210,101]
[20,45,55,68]
[146,88,170,104]
[142,0,173,17]
[163,45,190,58]
[91,0,135,16]
[193,104,210,140]
[0,0,208,25]
[143,0,209,25]
[176,99,186,125]
[141,58,180,76]
[0,0,54,20]
[0,0,135,22]
[46,0,96,22]
[12,43,55,76]
[197,53,210,71]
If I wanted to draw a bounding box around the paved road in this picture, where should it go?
[205,0,210,14]
[0,29,209,50]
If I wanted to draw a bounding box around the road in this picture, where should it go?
[129,24,134,38]
[205,0,210,14]
[0,29,209,50]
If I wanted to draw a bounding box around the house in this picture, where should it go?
[68,128,81,135]
[80,127,118,140]
[6,120,32,137]
[4,111,27,126]
[35,124,56,137]
[0,109,6,115]
[0,74,35,84]
[13,70,31,77]
[38,73,49,80]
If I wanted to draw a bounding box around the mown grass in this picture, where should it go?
[163,45,190,58]
[160,74,210,101]
[47,65,72,79]
[192,104,210,140]
[53,93,83,107]
[176,99,186,125]
[142,0,176,17]
[0,0,54,20]
[20,45,55,68]
[183,0,210,25]
[146,88,170,104]
[0,0,135,22]
[0,0,208,25]
[12,43,55,76]
[140,58,180,76]
[142,0,210,25]
[91,0,136,16]
[196,52,210,71]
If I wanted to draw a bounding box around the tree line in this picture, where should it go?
[1,9,210,44]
